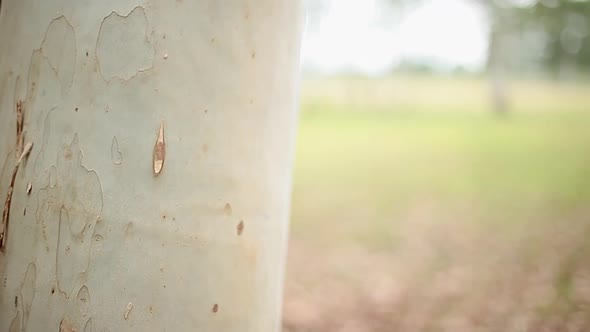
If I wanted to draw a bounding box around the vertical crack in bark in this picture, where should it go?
[1,142,33,250]
[16,100,24,157]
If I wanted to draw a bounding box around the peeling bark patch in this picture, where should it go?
[110,137,122,165]
[1,142,33,249]
[9,311,21,332]
[35,185,52,252]
[35,134,103,296]
[20,262,37,330]
[33,109,55,178]
[83,318,92,332]
[96,6,154,80]
[153,121,165,175]
[77,285,90,317]
[23,55,63,172]
[124,302,134,319]
[41,16,76,96]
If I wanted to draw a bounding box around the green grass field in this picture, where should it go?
[284,76,590,331]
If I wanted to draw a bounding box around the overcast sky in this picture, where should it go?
[301,0,489,75]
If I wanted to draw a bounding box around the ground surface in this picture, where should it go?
[283,76,590,331]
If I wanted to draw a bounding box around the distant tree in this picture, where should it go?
[521,0,590,77]
[384,0,590,112]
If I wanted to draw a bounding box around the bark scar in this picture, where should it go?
[124,302,134,319]
[153,121,165,175]
[16,100,24,157]
[1,142,33,250]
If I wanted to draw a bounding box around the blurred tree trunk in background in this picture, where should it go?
[0,0,303,331]
[487,17,510,115]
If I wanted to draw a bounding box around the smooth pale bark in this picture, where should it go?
[0,0,303,331]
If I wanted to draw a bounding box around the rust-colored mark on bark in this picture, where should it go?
[1,142,33,249]
[223,203,232,217]
[9,311,21,332]
[237,220,244,236]
[60,318,77,332]
[16,100,24,157]
[153,121,165,175]
[212,303,219,313]
[124,302,134,319]
[124,222,133,237]
[64,148,73,160]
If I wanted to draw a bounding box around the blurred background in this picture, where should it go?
[282,0,590,331]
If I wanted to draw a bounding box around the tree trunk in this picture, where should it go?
[487,21,509,116]
[0,1,303,331]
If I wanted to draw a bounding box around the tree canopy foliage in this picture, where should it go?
[389,0,590,75]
